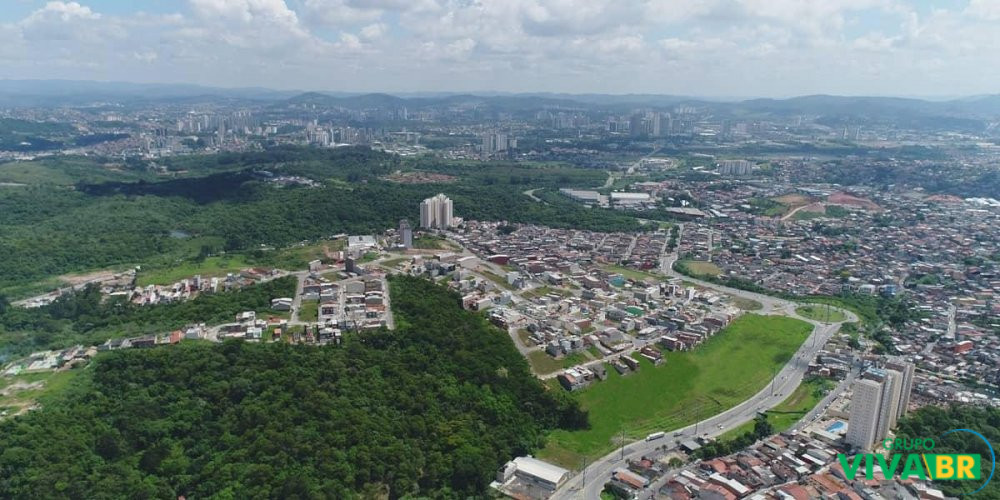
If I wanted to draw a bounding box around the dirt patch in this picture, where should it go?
[59,269,118,286]
[382,171,457,184]
[827,191,880,210]
[774,194,812,205]
[0,381,44,397]
[798,202,826,213]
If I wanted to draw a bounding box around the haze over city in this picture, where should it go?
[3,0,1000,96]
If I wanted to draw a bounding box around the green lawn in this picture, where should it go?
[527,350,564,375]
[731,297,763,311]
[538,314,812,468]
[479,270,517,291]
[517,329,535,346]
[137,239,345,287]
[299,301,319,323]
[796,305,847,323]
[522,286,573,299]
[137,255,250,286]
[413,235,457,250]
[0,369,84,418]
[679,260,722,277]
[562,351,591,368]
[380,257,410,269]
[717,376,832,441]
[602,265,660,281]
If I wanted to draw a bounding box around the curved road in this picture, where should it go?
[552,255,856,500]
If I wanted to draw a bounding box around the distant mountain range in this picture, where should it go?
[2,79,1000,127]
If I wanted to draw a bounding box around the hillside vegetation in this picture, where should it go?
[0,276,585,499]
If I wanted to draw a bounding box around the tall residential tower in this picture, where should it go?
[420,194,454,229]
[845,361,914,450]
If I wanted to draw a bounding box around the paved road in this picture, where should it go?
[552,228,857,500]
[553,315,846,500]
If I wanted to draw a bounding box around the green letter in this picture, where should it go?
[901,454,928,480]
[875,454,902,479]
[839,454,865,481]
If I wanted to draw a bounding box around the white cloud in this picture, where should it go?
[360,22,386,39]
[1,0,1000,96]
[965,0,1000,21]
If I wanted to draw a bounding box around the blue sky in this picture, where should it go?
[1,0,999,97]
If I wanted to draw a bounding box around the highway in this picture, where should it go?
[551,231,856,500]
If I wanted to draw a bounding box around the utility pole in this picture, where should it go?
[620,427,626,460]
[581,457,587,489]
[770,366,778,396]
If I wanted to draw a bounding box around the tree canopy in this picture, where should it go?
[0,276,586,499]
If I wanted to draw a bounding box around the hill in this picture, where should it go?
[0,276,585,498]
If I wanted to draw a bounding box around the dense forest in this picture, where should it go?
[0,276,586,499]
[895,405,1000,499]
[0,147,644,295]
[0,276,296,361]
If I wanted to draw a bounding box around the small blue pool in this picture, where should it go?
[826,421,846,433]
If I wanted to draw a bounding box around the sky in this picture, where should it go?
[1,0,999,97]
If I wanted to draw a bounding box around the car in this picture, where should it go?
[717,424,724,429]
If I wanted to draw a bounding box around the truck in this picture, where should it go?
[646,431,665,441]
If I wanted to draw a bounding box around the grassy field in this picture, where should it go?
[135,239,345,286]
[718,377,832,441]
[413,235,457,250]
[602,265,660,282]
[526,350,597,376]
[479,270,517,291]
[0,369,84,420]
[299,301,319,323]
[538,314,812,468]
[730,297,763,311]
[517,329,535,346]
[522,286,573,299]
[380,257,410,269]
[796,305,847,323]
[679,260,722,277]
[527,350,564,375]
[137,255,250,286]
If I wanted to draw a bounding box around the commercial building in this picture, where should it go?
[496,456,570,491]
[420,193,454,229]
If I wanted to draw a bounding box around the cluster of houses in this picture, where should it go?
[1,344,99,376]
[670,181,1000,405]
[645,429,945,500]
[422,221,750,393]
[116,268,283,306]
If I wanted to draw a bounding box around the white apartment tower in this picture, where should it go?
[846,378,883,450]
[886,360,915,418]
[846,362,915,450]
[420,194,454,229]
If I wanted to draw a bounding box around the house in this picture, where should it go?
[271,298,293,311]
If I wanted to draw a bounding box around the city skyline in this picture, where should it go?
[3,1,1000,97]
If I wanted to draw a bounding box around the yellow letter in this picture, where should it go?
[956,455,975,479]
[935,455,954,479]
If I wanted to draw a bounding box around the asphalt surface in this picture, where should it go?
[551,233,857,500]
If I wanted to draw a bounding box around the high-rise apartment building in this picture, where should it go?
[399,219,413,249]
[419,194,454,229]
[845,361,915,450]
[718,160,754,176]
[846,378,883,450]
